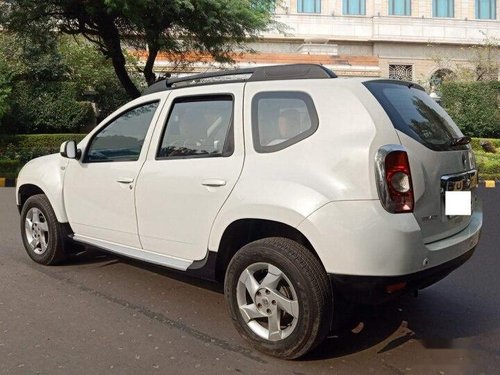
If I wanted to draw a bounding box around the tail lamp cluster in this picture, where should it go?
[375,146,414,214]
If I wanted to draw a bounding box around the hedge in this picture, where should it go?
[0,133,87,169]
[3,81,95,134]
[471,138,500,180]
[0,159,20,171]
[441,81,500,138]
[0,133,86,149]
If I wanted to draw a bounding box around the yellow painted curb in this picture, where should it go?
[0,178,16,187]
[485,180,496,188]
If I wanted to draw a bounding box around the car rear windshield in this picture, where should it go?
[364,81,467,151]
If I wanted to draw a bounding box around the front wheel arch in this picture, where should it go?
[20,194,69,265]
[18,184,45,210]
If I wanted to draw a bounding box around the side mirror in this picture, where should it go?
[60,141,80,159]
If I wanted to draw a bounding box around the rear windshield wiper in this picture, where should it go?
[450,136,471,146]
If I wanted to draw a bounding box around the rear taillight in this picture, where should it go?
[375,146,414,213]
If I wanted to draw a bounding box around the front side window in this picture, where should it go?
[252,92,319,153]
[85,101,159,162]
[476,0,496,19]
[157,96,233,159]
[389,0,411,15]
[343,0,366,15]
[297,0,321,13]
[433,0,454,17]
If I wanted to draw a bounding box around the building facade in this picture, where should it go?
[151,0,500,85]
[262,0,500,81]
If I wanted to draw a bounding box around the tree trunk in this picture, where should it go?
[95,13,141,99]
[144,45,159,86]
[110,53,141,98]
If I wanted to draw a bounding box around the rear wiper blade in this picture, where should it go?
[450,136,471,146]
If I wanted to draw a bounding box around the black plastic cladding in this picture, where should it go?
[142,64,337,95]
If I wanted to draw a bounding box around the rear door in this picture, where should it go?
[135,84,245,262]
[365,81,478,243]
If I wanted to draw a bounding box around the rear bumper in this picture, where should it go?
[298,199,482,277]
[329,246,476,304]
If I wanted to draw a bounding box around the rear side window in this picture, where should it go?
[157,95,234,159]
[364,81,466,151]
[252,92,319,153]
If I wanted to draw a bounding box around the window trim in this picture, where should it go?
[155,94,235,161]
[251,91,319,154]
[83,100,160,164]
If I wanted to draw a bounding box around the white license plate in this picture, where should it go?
[445,191,471,216]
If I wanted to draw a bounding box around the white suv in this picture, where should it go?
[16,64,482,359]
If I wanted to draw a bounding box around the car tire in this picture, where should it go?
[20,194,68,265]
[224,237,332,359]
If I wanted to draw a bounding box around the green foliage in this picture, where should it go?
[0,32,96,133]
[0,33,130,133]
[4,81,94,134]
[0,133,86,150]
[0,134,86,176]
[470,137,500,150]
[441,81,500,138]
[1,0,277,97]
[0,70,11,124]
[0,159,20,178]
[471,138,500,180]
[58,37,131,120]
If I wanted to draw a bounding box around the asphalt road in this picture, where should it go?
[0,187,499,374]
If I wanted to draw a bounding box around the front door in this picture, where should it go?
[135,84,245,261]
[64,100,162,248]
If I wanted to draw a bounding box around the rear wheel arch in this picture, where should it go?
[224,237,332,358]
[214,218,322,283]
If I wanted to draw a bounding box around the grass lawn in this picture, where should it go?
[471,138,500,181]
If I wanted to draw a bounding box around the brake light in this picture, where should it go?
[375,146,414,213]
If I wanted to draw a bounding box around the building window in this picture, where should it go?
[433,0,454,17]
[389,64,413,81]
[297,0,321,13]
[389,0,411,15]
[343,0,366,15]
[476,0,496,19]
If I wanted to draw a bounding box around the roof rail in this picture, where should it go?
[142,64,337,95]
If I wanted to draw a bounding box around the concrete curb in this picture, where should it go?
[0,178,17,187]
[483,180,496,188]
